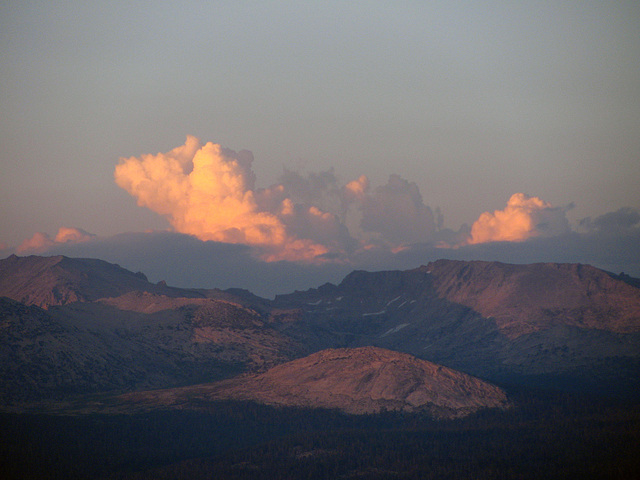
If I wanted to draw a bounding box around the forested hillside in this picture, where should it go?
[1,389,638,479]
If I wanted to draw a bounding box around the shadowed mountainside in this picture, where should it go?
[1,254,640,408]
[270,260,640,395]
[0,294,303,405]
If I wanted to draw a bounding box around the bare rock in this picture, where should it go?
[120,347,509,418]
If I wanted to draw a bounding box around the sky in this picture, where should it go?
[1,1,639,296]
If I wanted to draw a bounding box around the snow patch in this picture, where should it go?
[386,295,401,306]
[381,323,411,337]
[362,310,386,317]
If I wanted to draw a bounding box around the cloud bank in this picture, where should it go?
[114,136,445,261]
[5,136,639,296]
[579,207,640,234]
[17,227,95,254]
[11,224,639,298]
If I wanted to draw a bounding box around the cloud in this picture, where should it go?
[579,207,640,234]
[271,168,345,217]
[254,169,358,257]
[360,174,437,246]
[467,193,570,245]
[115,136,328,262]
[17,227,95,254]
[55,227,95,244]
[113,137,636,273]
[398,228,640,279]
[17,219,639,299]
[5,135,629,295]
[344,175,370,200]
[37,231,353,298]
[114,137,444,260]
[16,232,55,254]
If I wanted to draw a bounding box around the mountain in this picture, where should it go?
[1,254,640,409]
[270,260,640,395]
[426,260,640,337]
[0,254,202,309]
[0,255,300,404]
[116,347,509,418]
[273,260,640,339]
[0,294,302,405]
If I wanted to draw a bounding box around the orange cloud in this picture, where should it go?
[468,193,570,244]
[119,139,574,260]
[115,136,328,262]
[17,227,95,254]
[17,232,55,253]
[344,175,369,200]
[55,227,95,244]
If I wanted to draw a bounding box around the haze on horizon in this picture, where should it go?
[1,1,639,294]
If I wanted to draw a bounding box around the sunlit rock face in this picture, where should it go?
[424,260,640,338]
[209,347,510,417]
[119,347,509,418]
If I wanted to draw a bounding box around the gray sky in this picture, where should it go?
[1,1,639,290]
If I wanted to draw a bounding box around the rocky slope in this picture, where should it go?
[117,347,509,417]
[426,260,640,337]
[270,261,640,395]
[0,296,182,403]
[0,291,300,404]
[2,254,640,407]
[0,254,202,308]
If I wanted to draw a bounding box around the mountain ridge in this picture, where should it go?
[423,259,640,336]
[0,254,205,309]
[1,254,640,408]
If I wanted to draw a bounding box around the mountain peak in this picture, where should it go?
[0,254,201,308]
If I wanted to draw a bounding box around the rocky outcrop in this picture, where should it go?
[118,347,509,418]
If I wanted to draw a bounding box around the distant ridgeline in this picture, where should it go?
[1,254,640,411]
